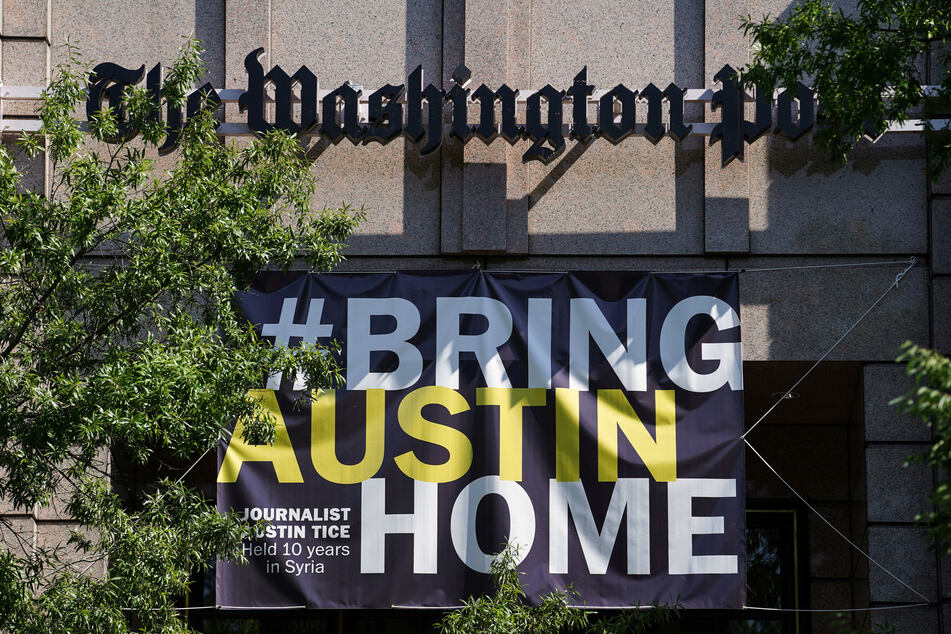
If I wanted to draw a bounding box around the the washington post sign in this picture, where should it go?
[216,271,745,609]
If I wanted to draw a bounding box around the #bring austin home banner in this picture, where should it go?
[216,271,745,609]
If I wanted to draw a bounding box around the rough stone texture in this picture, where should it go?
[865,444,934,523]
[531,0,702,88]
[935,198,951,275]
[52,0,198,67]
[935,276,951,354]
[502,1,530,255]
[937,171,951,196]
[269,0,443,257]
[36,521,105,576]
[2,136,45,194]
[867,526,937,603]
[0,515,36,559]
[0,496,20,516]
[438,1,464,254]
[34,486,73,522]
[527,141,704,255]
[441,142,465,254]
[33,449,108,521]
[271,0,440,85]
[461,0,506,86]
[865,364,932,442]
[457,0,512,254]
[1,38,47,116]
[462,147,508,253]
[747,134,927,254]
[524,0,705,256]
[2,0,51,39]
[736,257,928,361]
[483,255,728,271]
[334,257,480,272]
[871,607,939,633]
[930,45,950,206]
[309,140,442,255]
[705,196,751,254]
[504,144,530,255]
[223,0,268,125]
[195,0,225,87]
[704,0,751,257]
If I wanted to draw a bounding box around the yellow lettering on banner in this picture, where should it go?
[597,389,677,482]
[477,388,546,481]
[555,388,580,482]
[217,389,304,483]
[311,389,385,484]
[395,386,472,483]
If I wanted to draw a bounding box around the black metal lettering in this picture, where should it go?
[320,83,365,143]
[523,85,565,163]
[597,84,637,144]
[664,83,693,142]
[744,83,772,143]
[420,82,445,155]
[86,62,146,142]
[237,49,269,133]
[641,83,665,144]
[158,82,222,154]
[446,83,472,142]
[404,66,444,154]
[239,49,318,136]
[569,67,594,142]
[471,84,498,142]
[497,85,522,144]
[404,66,426,142]
[366,84,405,143]
[775,81,815,140]
[710,64,744,166]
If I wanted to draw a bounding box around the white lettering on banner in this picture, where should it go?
[262,293,741,393]
[347,298,423,390]
[568,298,647,392]
[436,297,514,389]
[360,479,438,574]
[549,479,650,575]
[449,475,536,573]
[527,298,552,389]
[667,478,738,574]
[261,297,334,390]
[660,296,742,393]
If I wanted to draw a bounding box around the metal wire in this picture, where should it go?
[745,438,933,604]
[741,257,918,440]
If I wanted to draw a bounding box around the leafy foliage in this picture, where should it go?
[892,341,951,553]
[435,545,592,634]
[742,0,951,178]
[0,39,361,632]
[434,545,679,634]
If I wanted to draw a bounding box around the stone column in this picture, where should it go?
[703,0,750,255]
[441,0,528,255]
[864,364,940,631]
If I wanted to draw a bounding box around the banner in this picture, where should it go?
[217,271,745,609]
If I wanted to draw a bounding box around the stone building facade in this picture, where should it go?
[0,0,947,632]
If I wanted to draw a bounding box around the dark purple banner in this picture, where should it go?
[217,271,745,609]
